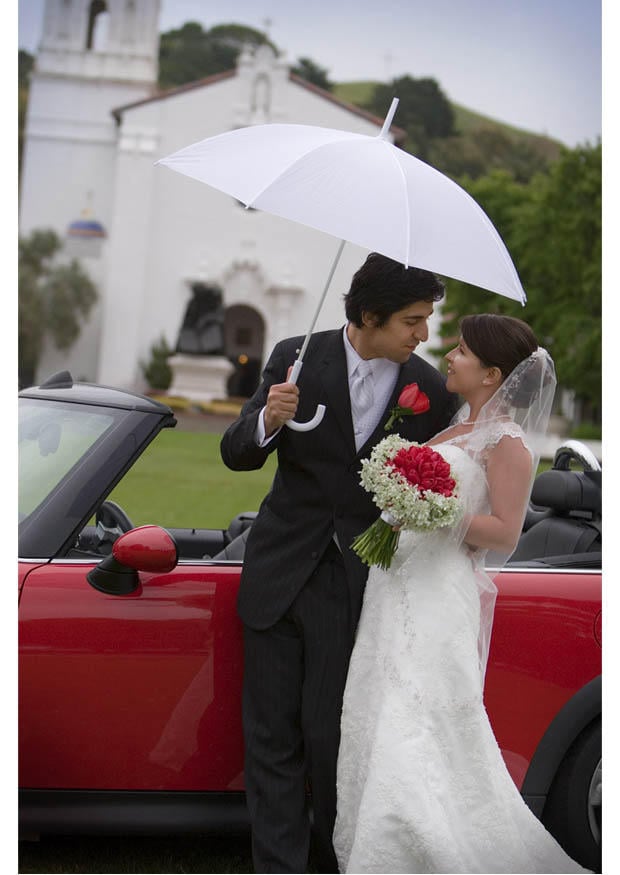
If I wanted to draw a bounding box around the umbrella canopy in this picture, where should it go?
[156,99,526,305]
[156,99,526,430]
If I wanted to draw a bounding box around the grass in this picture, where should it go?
[106,429,277,530]
[104,426,554,531]
[332,80,377,107]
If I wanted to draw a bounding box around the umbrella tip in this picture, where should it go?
[379,98,399,139]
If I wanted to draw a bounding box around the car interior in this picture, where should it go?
[71,442,601,572]
[508,442,601,570]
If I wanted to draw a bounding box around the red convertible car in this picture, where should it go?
[18,373,602,871]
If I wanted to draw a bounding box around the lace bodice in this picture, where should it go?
[434,418,533,471]
[389,443,488,574]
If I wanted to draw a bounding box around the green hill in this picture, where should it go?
[333,80,562,165]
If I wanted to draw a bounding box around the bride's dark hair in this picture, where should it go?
[460,314,538,381]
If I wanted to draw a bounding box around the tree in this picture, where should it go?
[19,230,98,388]
[158,22,275,89]
[436,144,601,422]
[367,75,455,159]
[429,126,552,184]
[434,169,530,341]
[511,143,602,420]
[290,57,333,91]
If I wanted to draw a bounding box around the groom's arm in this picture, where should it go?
[220,341,298,471]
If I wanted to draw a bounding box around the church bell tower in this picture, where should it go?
[19,0,162,383]
[20,0,161,234]
[36,0,160,84]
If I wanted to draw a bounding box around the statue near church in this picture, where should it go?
[175,283,225,356]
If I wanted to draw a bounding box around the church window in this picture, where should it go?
[251,74,272,121]
[86,0,108,50]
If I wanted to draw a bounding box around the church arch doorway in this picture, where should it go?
[224,305,265,399]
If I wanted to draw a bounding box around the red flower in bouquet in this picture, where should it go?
[390,445,456,498]
[384,383,430,431]
[351,436,462,571]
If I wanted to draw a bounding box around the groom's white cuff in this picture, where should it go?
[254,406,281,447]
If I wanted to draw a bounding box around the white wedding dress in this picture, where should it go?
[334,440,590,874]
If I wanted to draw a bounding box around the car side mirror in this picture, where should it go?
[87,525,179,596]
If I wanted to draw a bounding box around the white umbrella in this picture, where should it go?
[156,99,526,430]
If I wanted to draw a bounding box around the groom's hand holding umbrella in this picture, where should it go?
[264,366,299,437]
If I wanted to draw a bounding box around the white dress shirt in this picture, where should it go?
[342,326,399,451]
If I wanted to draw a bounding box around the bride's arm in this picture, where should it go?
[463,436,533,555]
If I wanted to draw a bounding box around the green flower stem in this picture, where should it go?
[384,406,413,432]
[352,517,401,571]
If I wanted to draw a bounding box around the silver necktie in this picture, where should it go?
[350,360,374,422]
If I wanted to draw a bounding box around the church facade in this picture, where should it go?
[20,0,441,396]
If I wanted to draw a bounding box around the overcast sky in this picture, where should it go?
[18,0,603,148]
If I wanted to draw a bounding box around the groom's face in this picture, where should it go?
[362,300,434,363]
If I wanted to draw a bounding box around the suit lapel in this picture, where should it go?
[314,329,357,455]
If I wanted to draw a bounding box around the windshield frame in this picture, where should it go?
[18,394,174,560]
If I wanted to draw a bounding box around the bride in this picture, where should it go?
[333,314,591,874]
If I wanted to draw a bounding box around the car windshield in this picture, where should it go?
[19,398,117,522]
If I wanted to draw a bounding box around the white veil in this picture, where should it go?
[452,346,557,478]
[445,347,557,680]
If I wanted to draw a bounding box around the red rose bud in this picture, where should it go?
[397,383,431,414]
[397,383,420,409]
[384,384,431,431]
[410,390,430,414]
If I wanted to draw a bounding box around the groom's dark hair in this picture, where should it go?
[344,252,445,328]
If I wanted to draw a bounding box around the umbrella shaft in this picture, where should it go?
[292,238,347,375]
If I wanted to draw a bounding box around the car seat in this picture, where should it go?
[510,469,601,563]
[205,511,257,561]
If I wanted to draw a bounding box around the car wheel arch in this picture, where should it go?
[520,674,601,813]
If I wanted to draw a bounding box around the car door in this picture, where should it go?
[19,559,245,793]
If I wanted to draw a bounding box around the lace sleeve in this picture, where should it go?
[465,420,533,468]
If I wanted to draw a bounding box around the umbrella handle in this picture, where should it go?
[285,405,326,431]
[284,359,326,432]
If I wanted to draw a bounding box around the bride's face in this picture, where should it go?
[444,337,490,396]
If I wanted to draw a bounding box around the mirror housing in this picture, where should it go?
[87,525,179,595]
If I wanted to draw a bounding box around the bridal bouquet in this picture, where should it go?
[352,435,462,570]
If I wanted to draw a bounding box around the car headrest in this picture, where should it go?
[531,469,601,515]
[226,511,258,542]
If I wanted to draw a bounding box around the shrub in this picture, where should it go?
[140,335,173,391]
[570,423,602,440]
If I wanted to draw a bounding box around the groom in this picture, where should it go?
[220,252,459,872]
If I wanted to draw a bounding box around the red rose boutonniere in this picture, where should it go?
[384,382,430,431]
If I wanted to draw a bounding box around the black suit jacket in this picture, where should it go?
[220,328,459,629]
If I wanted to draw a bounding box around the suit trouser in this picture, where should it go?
[242,542,357,873]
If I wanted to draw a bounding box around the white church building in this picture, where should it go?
[19,0,442,399]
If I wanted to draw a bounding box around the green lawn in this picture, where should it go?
[105,427,554,532]
[107,429,277,530]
